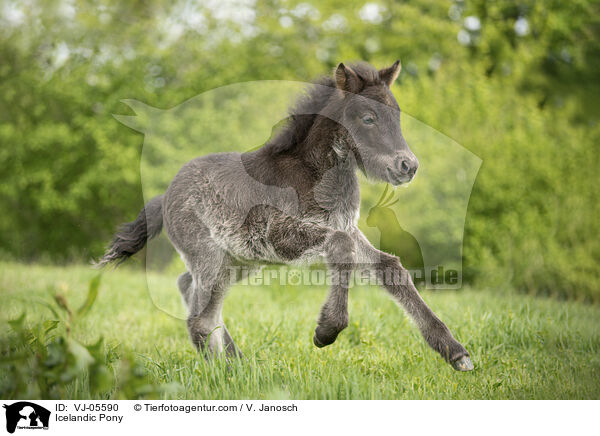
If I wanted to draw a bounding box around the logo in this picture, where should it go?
[113,80,481,318]
[2,402,50,434]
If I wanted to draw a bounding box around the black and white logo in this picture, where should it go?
[2,402,50,433]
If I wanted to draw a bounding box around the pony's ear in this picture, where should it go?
[334,63,361,94]
[379,60,402,87]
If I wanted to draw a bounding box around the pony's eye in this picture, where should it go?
[362,115,375,125]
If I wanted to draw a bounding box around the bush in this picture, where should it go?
[399,65,600,301]
[0,275,180,399]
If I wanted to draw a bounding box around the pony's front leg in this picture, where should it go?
[352,229,474,371]
[313,231,356,347]
[265,213,353,347]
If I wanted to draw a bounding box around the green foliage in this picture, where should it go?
[0,0,598,300]
[399,64,600,301]
[0,273,180,399]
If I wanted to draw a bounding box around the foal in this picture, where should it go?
[100,61,473,371]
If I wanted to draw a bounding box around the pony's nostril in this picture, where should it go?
[400,159,410,174]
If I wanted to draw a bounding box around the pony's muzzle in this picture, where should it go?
[397,153,419,176]
[388,153,419,184]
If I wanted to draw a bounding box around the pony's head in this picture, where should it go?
[328,61,418,185]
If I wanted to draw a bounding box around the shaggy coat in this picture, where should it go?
[100,61,473,371]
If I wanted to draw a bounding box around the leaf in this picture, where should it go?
[45,338,67,368]
[60,338,95,382]
[43,320,60,334]
[89,364,114,394]
[53,293,72,318]
[85,337,105,359]
[8,313,26,331]
[68,338,95,368]
[32,296,60,319]
[77,274,101,318]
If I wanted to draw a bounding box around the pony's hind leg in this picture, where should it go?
[183,252,243,358]
[164,188,242,358]
[177,271,193,307]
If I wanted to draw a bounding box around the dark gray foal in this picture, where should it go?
[100,61,473,371]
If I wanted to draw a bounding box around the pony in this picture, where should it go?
[99,61,473,371]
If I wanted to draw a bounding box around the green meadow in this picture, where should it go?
[2,263,598,399]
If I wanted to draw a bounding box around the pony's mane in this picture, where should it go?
[266,62,382,154]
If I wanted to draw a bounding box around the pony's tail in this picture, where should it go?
[96,195,164,267]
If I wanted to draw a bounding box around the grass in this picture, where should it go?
[1,261,599,399]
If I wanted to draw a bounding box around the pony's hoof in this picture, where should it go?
[313,333,326,348]
[313,331,337,348]
[451,355,474,371]
[313,324,341,348]
[313,333,335,348]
